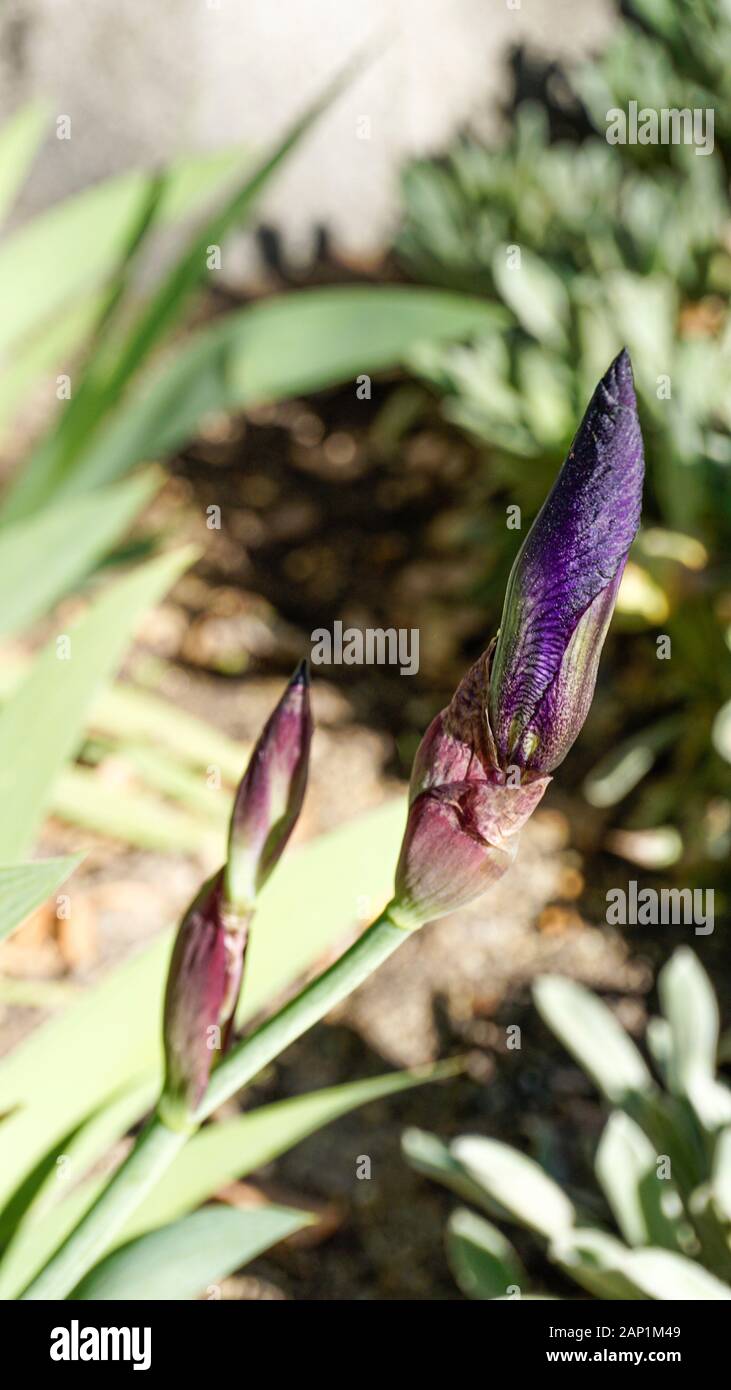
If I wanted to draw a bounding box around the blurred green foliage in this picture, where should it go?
[577,0,731,172]
[0,73,498,855]
[404,949,731,1300]
[0,64,355,523]
[396,0,731,878]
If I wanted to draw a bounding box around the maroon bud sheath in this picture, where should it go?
[224,661,312,914]
[161,870,249,1127]
[394,676,549,925]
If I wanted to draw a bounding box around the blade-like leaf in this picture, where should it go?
[127,1060,461,1240]
[583,718,680,807]
[492,245,569,349]
[446,1208,526,1300]
[0,149,249,365]
[91,681,249,783]
[0,856,83,945]
[0,545,195,861]
[4,57,363,520]
[402,1127,501,1216]
[595,1111,684,1251]
[452,1136,576,1241]
[533,974,655,1105]
[71,1204,310,1300]
[0,1078,158,1298]
[0,103,48,224]
[595,1111,652,1247]
[52,764,223,856]
[551,1228,653,1300]
[22,181,169,501]
[0,1115,90,1256]
[0,470,162,635]
[0,657,250,785]
[0,798,406,1211]
[0,295,102,438]
[658,949,731,1127]
[712,1128,731,1222]
[554,1229,731,1300]
[31,288,506,501]
[645,1016,673,1084]
[624,1248,731,1300]
[0,1064,457,1297]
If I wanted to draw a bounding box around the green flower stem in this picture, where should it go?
[21,904,412,1301]
[20,1110,186,1301]
[199,906,410,1119]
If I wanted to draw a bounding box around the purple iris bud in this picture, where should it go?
[161,664,312,1125]
[393,352,643,926]
[224,660,313,914]
[161,869,248,1126]
[488,349,644,774]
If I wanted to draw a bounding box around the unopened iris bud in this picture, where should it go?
[161,870,248,1128]
[224,660,313,914]
[393,351,643,927]
[161,663,312,1127]
[488,349,644,775]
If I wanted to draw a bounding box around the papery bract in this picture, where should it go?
[394,771,549,925]
[161,870,249,1125]
[393,659,550,925]
[225,660,313,913]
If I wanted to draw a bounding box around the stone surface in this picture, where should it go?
[1,0,611,261]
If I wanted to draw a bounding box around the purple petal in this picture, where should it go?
[518,566,623,772]
[489,349,644,772]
